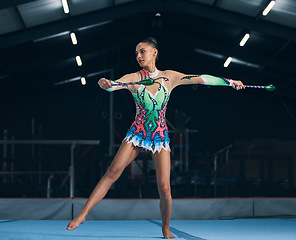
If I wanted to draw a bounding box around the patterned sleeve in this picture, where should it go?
[169,70,232,89]
[104,73,137,92]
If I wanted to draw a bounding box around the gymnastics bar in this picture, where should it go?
[212,144,233,197]
[0,140,100,198]
[169,129,199,172]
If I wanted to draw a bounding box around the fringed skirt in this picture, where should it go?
[124,125,170,154]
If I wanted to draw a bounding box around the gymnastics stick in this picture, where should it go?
[244,84,276,91]
[112,78,155,86]
[111,76,171,87]
[102,77,276,92]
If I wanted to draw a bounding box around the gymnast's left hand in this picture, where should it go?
[232,80,245,90]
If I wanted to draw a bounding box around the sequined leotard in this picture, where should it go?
[124,70,170,153]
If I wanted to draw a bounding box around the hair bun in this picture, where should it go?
[149,37,157,44]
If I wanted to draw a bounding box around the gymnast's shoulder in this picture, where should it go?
[117,72,138,82]
[161,70,184,78]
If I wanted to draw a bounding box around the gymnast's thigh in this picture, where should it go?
[108,140,140,171]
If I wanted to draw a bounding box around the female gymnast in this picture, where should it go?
[67,37,245,239]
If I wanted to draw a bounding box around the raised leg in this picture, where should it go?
[152,150,175,239]
[67,141,139,230]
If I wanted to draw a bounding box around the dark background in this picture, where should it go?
[0,0,295,198]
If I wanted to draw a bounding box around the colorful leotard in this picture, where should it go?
[124,70,170,153]
[105,69,234,153]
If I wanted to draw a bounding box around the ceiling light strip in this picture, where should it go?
[262,0,276,16]
[77,21,112,31]
[33,31,70,42]
[224,57,232,68]
[76,56,82,66]
[70,33,77,45]
[81,77,86,85]
[62,0,70,14]
[54,76,80,86]
[240,33,250,47]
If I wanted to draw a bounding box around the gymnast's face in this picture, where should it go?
[135,42,158,67]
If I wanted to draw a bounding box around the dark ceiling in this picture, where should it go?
[1,0,296,149]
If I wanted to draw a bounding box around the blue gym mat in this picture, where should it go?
[0,218,295,240]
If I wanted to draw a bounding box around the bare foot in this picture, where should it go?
[162,227,176,239]
[66,215,86,230]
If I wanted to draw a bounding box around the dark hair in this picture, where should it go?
[140,37,159,60]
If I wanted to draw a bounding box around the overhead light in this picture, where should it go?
[224,57,232,68]
[70,33,77,45]
[76,56,82,66]
[54,69,113,86]
[155,13,161,17]
[262,0,276,16]
[81,77,86,85]
[239,33,250,47]
[195,48,261,69]
[62,0,69,14]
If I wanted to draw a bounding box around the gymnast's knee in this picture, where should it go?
[104,167,122,181]
[158,183,171,199]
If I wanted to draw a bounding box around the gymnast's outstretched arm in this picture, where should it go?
[166,70,245,90]
[98,72,138,92]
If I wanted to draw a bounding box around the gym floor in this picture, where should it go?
[1,218,295,240]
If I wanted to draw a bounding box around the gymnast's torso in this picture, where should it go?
[104,68,237,153]
[124,70,173,153]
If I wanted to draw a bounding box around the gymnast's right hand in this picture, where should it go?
[98,78,113,90]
